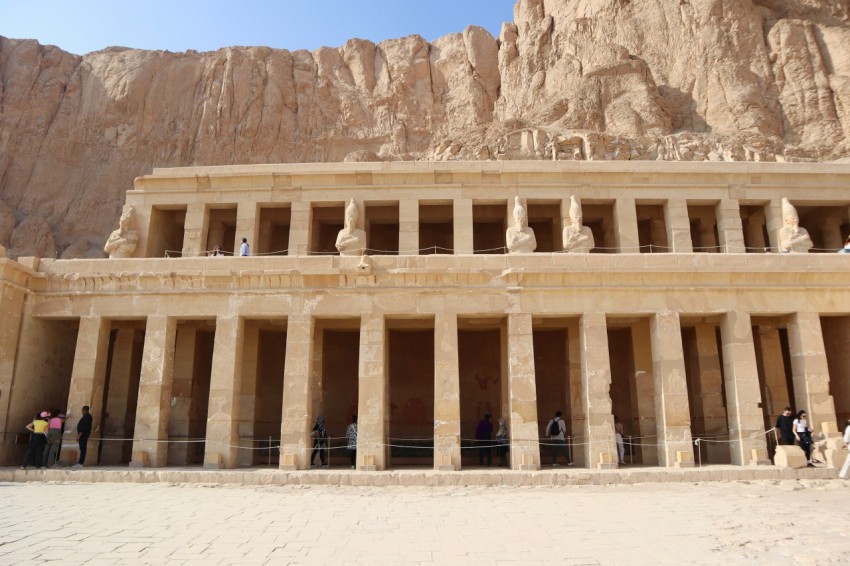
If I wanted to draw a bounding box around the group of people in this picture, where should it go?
[474,413,510,467]
[775,407,850,476]
[310,415,358,468]
[207,238,251,257]
[21,405,92,470]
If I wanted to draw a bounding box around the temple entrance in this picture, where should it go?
[751,317,795,460]
[608,319,657,465]
[636,203,668,253]
[688,204,720,253]
[239,321,286,466]
[532,321,576,467]
[316,321,360,467]
[740,204,770,253]
[167,321,214,466]
[458,319,505,467]
[310,203,344,255]
[205,206,237,255]
[821,316,850,429]
[419,202,453,254]
[257,206,291,256]
[527,202,561,253]
[147,206,186,257]
[100,322,145,465]
[365,203,399,255]
[3,319,78,465]
[581,201,615,253]
[472,203,507,254]
[795,205,850,253]
[387,322,434,468]
[681,321,731,464]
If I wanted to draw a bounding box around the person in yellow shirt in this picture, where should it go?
[21,411,49,469]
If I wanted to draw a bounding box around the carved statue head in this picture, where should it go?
[118,206,134,231]
[781,198,799,228]
[569,196,583,227]
[512,196,527,228]
[344,199,359,230]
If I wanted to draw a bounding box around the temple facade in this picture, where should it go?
[1,161,849,471]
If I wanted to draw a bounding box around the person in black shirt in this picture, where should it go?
[775,406,795,445]
[74,405,93,467]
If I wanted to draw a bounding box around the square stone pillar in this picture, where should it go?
[765,199,783,253]
[580,312,618,468]
[0,278,25,452]
[357,315,388,471]
[131,315,177,468]
[63,316,111,466]
[507,314,540,470]
[650,312,694,467]
[238,323,260,467]
[567,318,586,467]
[203,315,244,469]
[787,312,838,435]
[399,199,419,255]
[181,203,208,257]
[433,313,461,470]
[168,325,196,465]
[100,328,137,465]
[694,322,729,462]
[454,198,473,254]
[631,319,658,465]
[288,201,311,256]
[757,325,791,416]
[716,200,746,253]
[614,197,639,253]
[280,315,314,470]
[235,202,259,255]
[665,200,693,253]
[720,311,770,465]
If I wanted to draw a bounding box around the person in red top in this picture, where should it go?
[43,410,65,467]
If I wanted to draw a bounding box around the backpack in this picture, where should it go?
[548,418,561,437]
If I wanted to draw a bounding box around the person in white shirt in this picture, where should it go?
[545,411,573,467]
[839,419,850,479]
[239,238,250,257]
[793,409,814,467]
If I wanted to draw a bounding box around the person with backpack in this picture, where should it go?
[310,415,329,468]
[475,413,494,467]
[545,410,573,467]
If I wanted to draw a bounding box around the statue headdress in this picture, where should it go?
[345,199,359,222]
[781,197,798,220]
[513,196,526,223]
[569,196,582,222]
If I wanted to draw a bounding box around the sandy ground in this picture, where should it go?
[1,479,849,565]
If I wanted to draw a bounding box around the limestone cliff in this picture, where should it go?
[1,0,849,258]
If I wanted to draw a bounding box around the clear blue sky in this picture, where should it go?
[0,0,517,55]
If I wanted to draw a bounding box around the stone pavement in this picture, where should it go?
[1,479,849,565]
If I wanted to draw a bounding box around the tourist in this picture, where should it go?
[775,407,795,445]
[239,237,250,256]
[310,415,328,468]
[21,411,49,469]
[73,405,93,468]
[475,413,493,467]
[615,417,626,465]
[43,409,65,467]
[839,419,850,479]
[346,415,358,469]
[793,409,814,467]
[495,417,509,467]
[546,410,573,467]
[838,235,850,253]
[209,244,225,257]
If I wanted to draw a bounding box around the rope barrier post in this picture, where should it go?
[268,436,272,467]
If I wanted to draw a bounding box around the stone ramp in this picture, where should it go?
[1,465,837,487]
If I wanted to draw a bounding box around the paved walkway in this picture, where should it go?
[1,479,849,565]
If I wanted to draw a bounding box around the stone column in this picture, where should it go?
[168,325,196,465]
[765,199,783,253]
[568,318,585,467]
[203,315,244,469]
[399,199,419,255]
[181,203,208,257]
[238,323,260,467]
[716,200,746,253]
[280,315,314,469]
[720,311,770,465]
[235,202,259,255]
[580,312,618,468]
[665,199,693,253]
[694,322,729,462]
[288,201,311,256]
[131,315,177,467]
[454,198,473,254]
[433,313,461,470]
[356,315,387,471]
[650,312,694,467]
[614,197,639,253]
[631,320,658,465]
[100,328,136,465]
[507,314,540,470]
[0,275,25,451]
[63,316,111,466]
[744,209,768,253]
[757,325,791,417]
[787,312,838,435]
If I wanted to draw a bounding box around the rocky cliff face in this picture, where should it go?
[1,0,849,259]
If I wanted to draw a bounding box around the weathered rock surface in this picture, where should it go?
[1,0,849,258]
